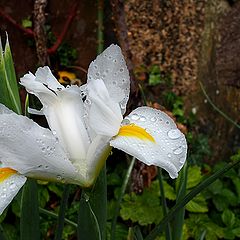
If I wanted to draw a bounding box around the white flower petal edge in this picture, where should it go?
[0,172,27,215]
[0,104,83,185]
[87,44,130,114]
[110,107,187,179]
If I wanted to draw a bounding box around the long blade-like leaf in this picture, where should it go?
[54,185,70,240]
[20,179,40,240]
[145,159,240,240]
[78,166,107,240]
[0,36,21,114]
[172,163,188,240]
[111,157,136,240]
[158,168,172,240]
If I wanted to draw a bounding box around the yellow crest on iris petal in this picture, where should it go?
[0,168,17,182]
[117,124,155,142]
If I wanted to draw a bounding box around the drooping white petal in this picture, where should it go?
[87,44,130,113]
[87,79,123,136]
[0,172,26,215]
[110,107,187,179]
[0,104,84,185]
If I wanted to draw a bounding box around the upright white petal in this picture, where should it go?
[110,107,187,178]
[20,68,90,168]
[45,86,90,164]
[87,44,130,114]
[87,79,123,136]
[0,104,85,185]
[0,172,26,215]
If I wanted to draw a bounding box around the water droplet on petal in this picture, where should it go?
[56,175,62,181]
[140,116,146,121]
[173,146,183,155]
[121,118,130,126]
[180,157,185,164]
[10,182,16,189]
[131,113,140,121]
[168,129,181,139]
[167,153,172,158]
[150,116,157,122]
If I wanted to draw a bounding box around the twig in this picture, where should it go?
[0,7,34,36]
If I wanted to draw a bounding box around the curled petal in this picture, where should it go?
[0,104,84,185]
[87,44,130,114]
[87,79,123,137]
[0,169,26,215]
[110,107,187,178]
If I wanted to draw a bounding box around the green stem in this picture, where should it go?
[199,81,240,129]
[111,157,136,240]
[145,159,240,240]
[158,168,172,240]
[54,185,71,240]
[20,179,40,240]
[39,207,77,228]
[138,84,148,105]
[172,163,188,240]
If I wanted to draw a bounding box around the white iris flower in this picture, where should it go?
[0,45,187,214]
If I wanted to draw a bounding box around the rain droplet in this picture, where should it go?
[41,147,46,152]
[167,153,172,158]
[150,116,157,122]
[131,113,140,121]
[57,87,62,91]
[166,121,170,125]
[173,146,183,155]
[52,130,57,135]
[10,182,16,189]
[140,116,146,121]
[180,157,185,164]
[121,118,130,126]
[56,175,62,181]
[113,81,117,85]
[119,68,124,72]
[168,129,181,139]
[85,99,91,105]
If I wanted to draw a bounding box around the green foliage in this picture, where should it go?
[0,36,21,114]
[47,31,77,67]
[21,17,32,28]
[120,181,163,226]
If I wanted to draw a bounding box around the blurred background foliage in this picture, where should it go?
[0,0,240,239]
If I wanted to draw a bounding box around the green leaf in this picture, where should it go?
[222,209,235,227]
[162,180,176,200]
[145,159,240,240]
[186,193,208,213]
[120,180,162,226]
[185,214,224,240]
[148,65,162,86]
[78,166,107,240]
[187,165,202,189]
[22,18,32,28]
[54,185,70,240]
[20,179,40,240]
[0,36,21,114]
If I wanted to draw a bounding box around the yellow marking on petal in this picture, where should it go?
[117,124,155,142]
[0,168,17,183]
